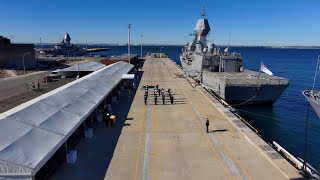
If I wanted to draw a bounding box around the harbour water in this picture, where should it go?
[41,45,320,171]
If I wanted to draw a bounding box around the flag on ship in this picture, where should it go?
[260,62,273,75]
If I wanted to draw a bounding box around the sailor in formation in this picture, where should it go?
[144,94,147,105]
[162,93,165,105]
[169,92,174,104]
[154,94,157,105]
[144,84,175,105]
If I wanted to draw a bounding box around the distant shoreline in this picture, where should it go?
[32,44,320,49]
[266,46,320,49]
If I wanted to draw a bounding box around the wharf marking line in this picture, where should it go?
[180,86,243,180]
[152,107,157,180]
[134,105,147,180]
[223,141,252,180]
[142,58,154,180]
[135,59,153,180]
[196,84,290,180]
[192,101,246,180]
[190,98,251,180]
[163,59,233,179]
[142,105,151,180]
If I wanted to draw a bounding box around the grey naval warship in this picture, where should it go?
[52,33,86,56]
[180,5,289,105]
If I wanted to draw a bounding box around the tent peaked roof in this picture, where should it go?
[0,61,133,177]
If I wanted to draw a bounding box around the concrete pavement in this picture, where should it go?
[105,57,303,180]
[0,71,50,100]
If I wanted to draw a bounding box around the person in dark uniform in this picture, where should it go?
[162,94,165,105]
[156,83,159,90]
[170,95,174,104]
[154,94,157,105]
[158,88,161,96]
[206,118,210,133]
[105,113,111,127]
[144,94,147,105]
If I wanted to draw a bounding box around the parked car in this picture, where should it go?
[42,76,53,82]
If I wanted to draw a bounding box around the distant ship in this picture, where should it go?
[52,33,86,56]
[179,4,289,105]
[303,55,320,118]
[39,33,110,56]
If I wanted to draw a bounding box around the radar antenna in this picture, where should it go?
[201,2,206,18]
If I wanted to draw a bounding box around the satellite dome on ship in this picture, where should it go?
[63,33,71,46]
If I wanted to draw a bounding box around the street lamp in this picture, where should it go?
[127,24,131,64]
[23,52,31,75]
[159,46,163,58]
[140,34,143,58]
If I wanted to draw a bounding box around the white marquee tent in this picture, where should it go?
[61,61,105,72]
[0,61,133,179]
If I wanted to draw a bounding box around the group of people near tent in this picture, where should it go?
[144,83,174,105]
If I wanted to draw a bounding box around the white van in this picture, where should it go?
[50,69,62,79]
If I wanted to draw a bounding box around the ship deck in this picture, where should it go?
[203,69,289,86]
[104,57,302,179]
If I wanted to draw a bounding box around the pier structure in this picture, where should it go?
[105,55,302,179]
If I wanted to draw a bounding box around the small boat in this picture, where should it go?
[303,90,320,118]
[303,55,320,118]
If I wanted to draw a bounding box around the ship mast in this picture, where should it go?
[201,3,206,18]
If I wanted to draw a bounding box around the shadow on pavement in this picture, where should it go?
[210,129,229,133]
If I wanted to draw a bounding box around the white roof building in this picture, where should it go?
[0,61,133,179]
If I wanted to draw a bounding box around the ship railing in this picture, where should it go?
[225,78,289,86]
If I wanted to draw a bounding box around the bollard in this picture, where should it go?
[66,150,77,164]
[85,128,93,139]
[97,114,103,123]
[112,96,117,103]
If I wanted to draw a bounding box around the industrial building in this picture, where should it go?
[100,54,139,66]
[0,36,35,68]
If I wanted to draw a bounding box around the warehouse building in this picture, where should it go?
[0,36,35,68]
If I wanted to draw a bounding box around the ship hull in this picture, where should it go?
[224,85,287,105]
[202,70,289,105]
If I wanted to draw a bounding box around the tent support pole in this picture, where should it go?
[65,142,68,154]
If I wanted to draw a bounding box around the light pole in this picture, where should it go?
[159,46,163,58]
[128,24,131,64]
[40,37,42,49]
[140,34,143,58]
[23,52,31,75]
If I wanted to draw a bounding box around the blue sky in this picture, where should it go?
[0,0,319,46]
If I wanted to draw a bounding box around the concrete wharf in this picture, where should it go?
[105,56,303,180]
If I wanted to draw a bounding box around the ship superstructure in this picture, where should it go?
[52,33,86,56]
[180,4,289,105]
